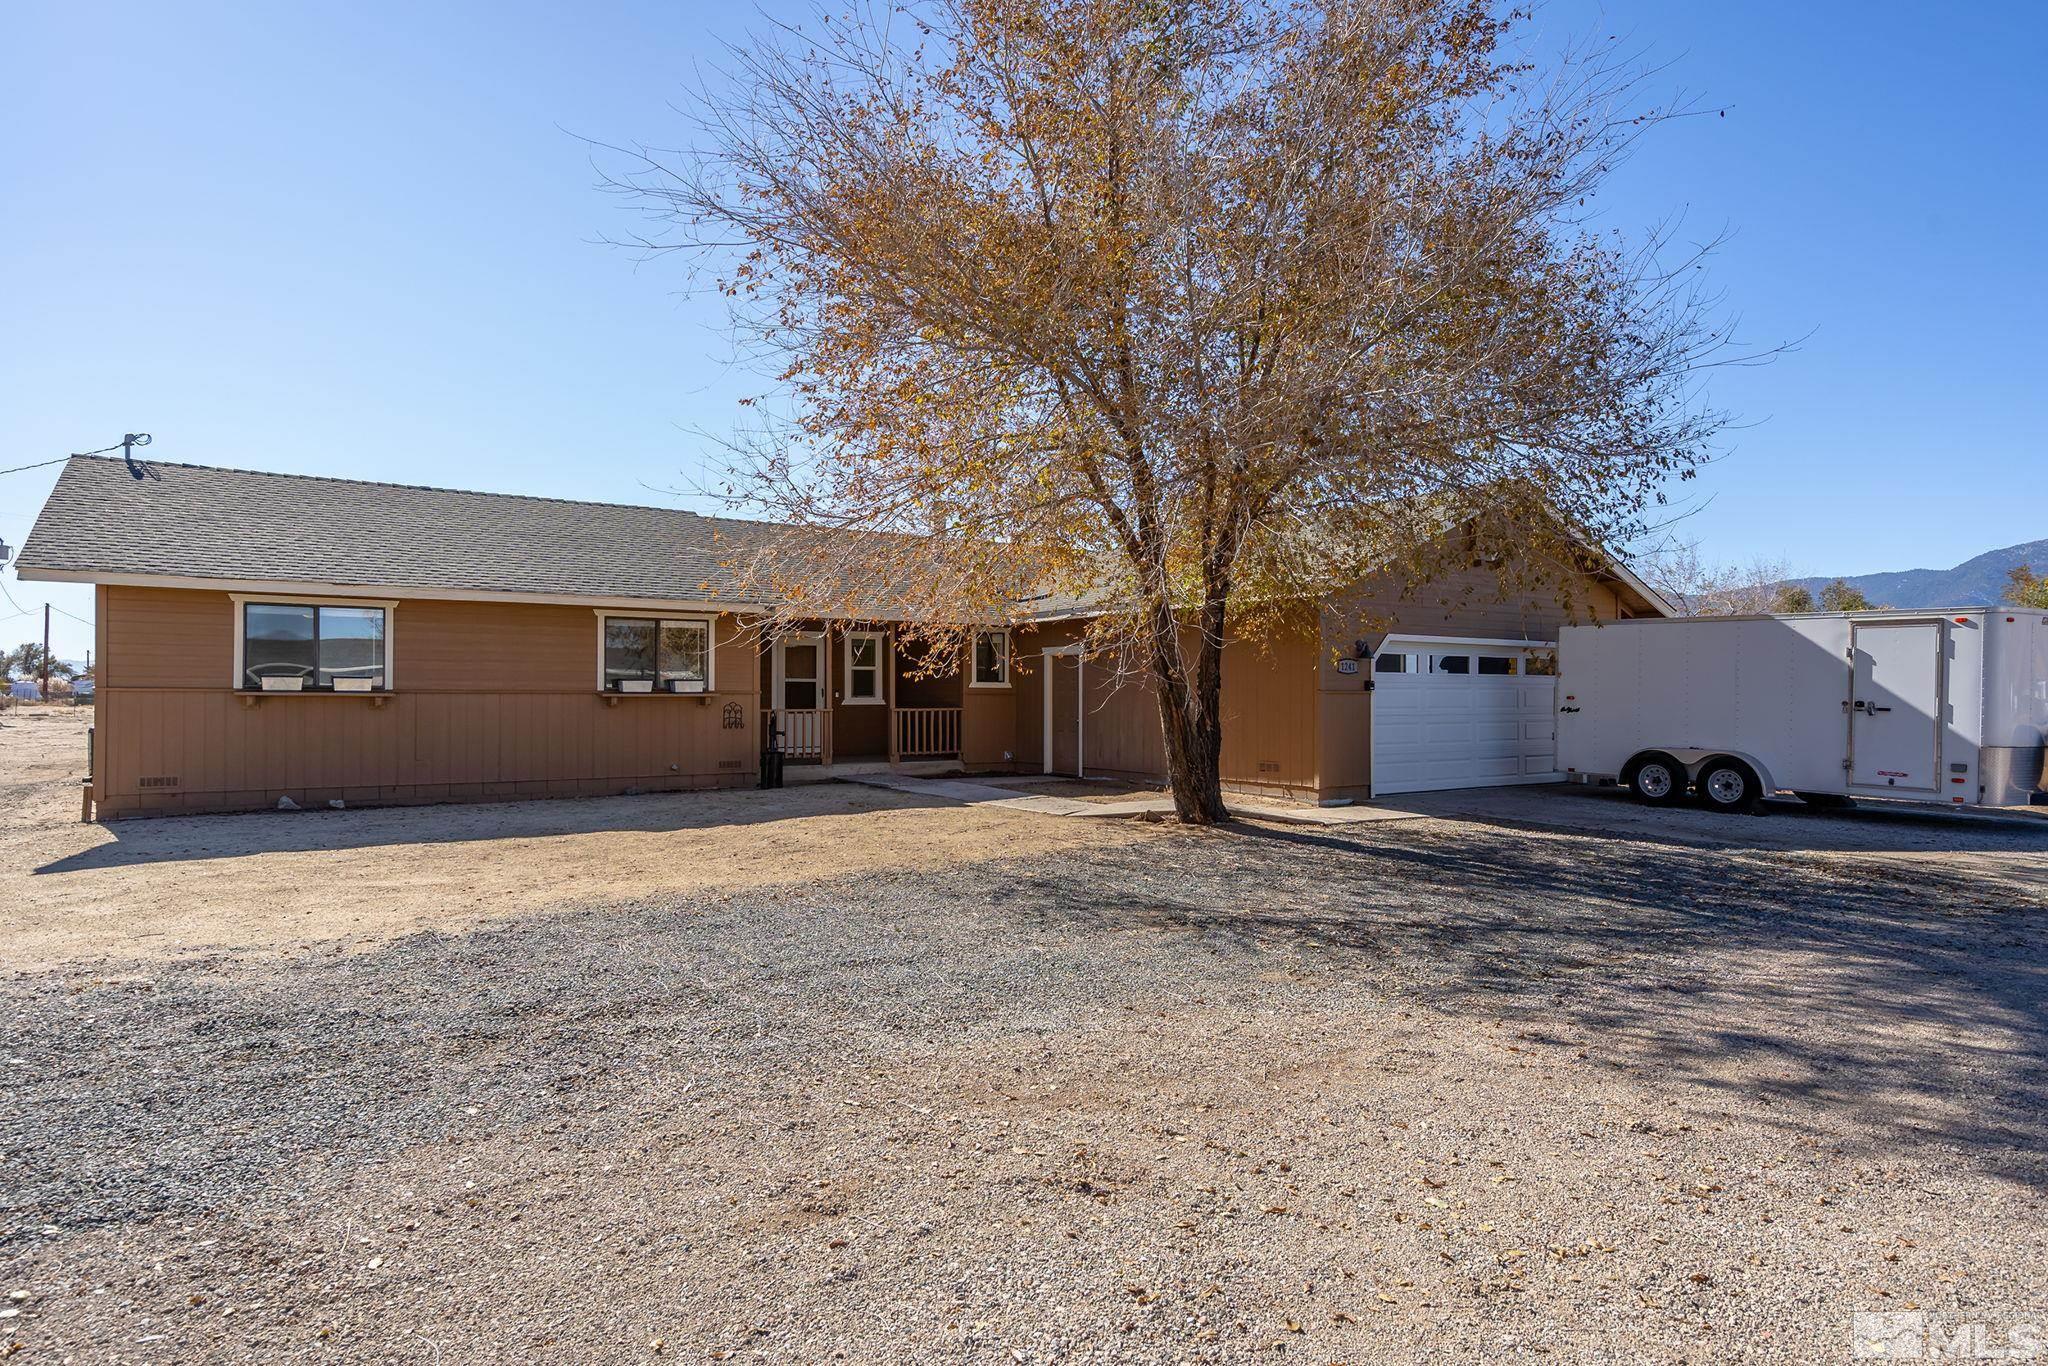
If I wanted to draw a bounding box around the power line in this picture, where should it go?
[1,438,141,479]
[0,456,70,478]
[0,579,91,632]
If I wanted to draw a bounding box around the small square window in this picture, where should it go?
[972,630,1009,687]
[1373,653,1407,674]
[1432,654,1471,675]
[1476,655,1517,676]
[846,633,883,702]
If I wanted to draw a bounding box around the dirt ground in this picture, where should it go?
[5,705,2048,1364]
[968,775,1174,804]
[0,708,1142,971]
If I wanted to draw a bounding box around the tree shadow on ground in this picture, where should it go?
[1380,781,2048,858]
[992,819,2048,1189]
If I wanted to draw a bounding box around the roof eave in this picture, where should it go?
[12,566,769,616]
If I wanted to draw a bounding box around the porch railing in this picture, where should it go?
[895,706,962,760]
[773,708,831,761]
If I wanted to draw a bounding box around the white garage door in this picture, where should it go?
[1371,643,1561,795]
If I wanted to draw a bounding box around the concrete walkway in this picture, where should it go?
[841,774,1423,827]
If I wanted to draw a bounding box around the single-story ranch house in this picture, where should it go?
[18,456,1672,819]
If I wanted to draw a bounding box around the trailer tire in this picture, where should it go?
[1622,752,1687,806]
[1696,758,1762,814]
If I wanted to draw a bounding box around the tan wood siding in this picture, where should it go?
[1011,621,1319,797]
[1011,628,1052,768]
[1219,628,1318,794]
[961,684,1016,768]
[833,695,889,759]
[93,587,761,817]
[1318,564,1621,689]
[103,585,232,688]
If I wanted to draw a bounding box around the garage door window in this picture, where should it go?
[1432,654,1471,675]
[1374,652,1409,674]
[1476,656,1518,676]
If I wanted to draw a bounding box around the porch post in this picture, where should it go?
[821,624,835,767]
[885,628,900,764]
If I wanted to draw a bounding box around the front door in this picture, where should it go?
[1849,621,1943,791]
[775,635,823,710]
[772,635,827,758]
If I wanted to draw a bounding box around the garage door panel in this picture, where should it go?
[1371,648,1560,795]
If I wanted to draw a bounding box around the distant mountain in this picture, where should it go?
[1788,538,2048,609]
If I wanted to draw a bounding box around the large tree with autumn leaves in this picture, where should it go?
[609,0,1730,823]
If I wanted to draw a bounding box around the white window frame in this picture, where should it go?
[842,630,886,705]
[594,611,716,693]
[970,629,1011,689]
[230,593,399,691]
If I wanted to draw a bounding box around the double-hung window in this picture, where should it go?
[971,630,1010,688]
[237,599,391,691]
[601,615,713,693]
[844,632,884,703]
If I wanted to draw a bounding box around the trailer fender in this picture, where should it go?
[1664,749,1778,798]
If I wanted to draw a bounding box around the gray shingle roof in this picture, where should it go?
[18,456,795,605]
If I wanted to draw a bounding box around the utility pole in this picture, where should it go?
[41,603,51,701]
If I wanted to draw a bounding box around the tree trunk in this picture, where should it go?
[1146,603,1229,825]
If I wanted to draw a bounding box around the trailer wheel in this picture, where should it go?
[1696,758,1761,814]
[1622,753,1687,806]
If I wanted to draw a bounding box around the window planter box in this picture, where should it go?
[333,677,381,693]
[665,679,707,694]
[617,680,655,694]
[260,677,306,693]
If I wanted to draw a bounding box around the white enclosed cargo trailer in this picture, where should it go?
[1555,608,2048,812]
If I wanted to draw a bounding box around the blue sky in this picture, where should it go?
[5,1,2044,661]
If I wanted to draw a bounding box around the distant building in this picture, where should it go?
[7,679,39,702]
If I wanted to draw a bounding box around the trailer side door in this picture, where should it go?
[1848,620,1944,792]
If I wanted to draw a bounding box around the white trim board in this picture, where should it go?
[1377,634,1558,652]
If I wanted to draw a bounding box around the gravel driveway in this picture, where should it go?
[4,715,2047,1362]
